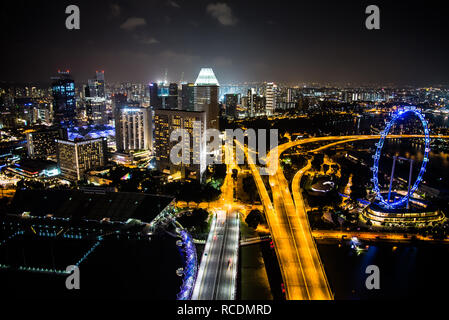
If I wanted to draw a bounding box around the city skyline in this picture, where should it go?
[2,0,449,307]
[2,1,449,86]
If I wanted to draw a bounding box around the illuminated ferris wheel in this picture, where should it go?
[371,107,431,210]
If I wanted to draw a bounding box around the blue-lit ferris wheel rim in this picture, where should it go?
[371,107,431,209]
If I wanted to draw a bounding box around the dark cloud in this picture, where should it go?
[206,3,238,26]
[120,17,147,31]
[167,1,180,9]
[1,0,449,85]
[109,3,121,18]
[133,34,160,45]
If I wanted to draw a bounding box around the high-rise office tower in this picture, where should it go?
[149,82,162,109]
[224,93,239,118]
[265,82,277,116]
[95,71,105,98]
[247,88,266,117]
[86,98,107,125]
[247,88,255,117]
[254,95,266,116]
[154,109,206,181]
[112,93,128,147]
[194,68,219,130]
[26,127,67,159]
[114,106,152,152]
[166,83,178,110]
[87,79,98,98]
[33,102,52,125]
[112,93,127,114]
[56,138,107,181]
[287,88,293,103]
[155,82,178,110]
[86,71,105,98]
[51,71,76,126]
[181,83,195,111]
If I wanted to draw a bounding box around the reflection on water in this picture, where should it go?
[318,242,449,299]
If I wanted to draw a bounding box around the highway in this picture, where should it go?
[266,144,333,300]
[289,159,333,299]
[193,134,449,300]
[239,134,449,300]
[191,209,239,300]
[191,144,240,300]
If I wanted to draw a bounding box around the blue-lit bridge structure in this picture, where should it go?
[176,230,198,300]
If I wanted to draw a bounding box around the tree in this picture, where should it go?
[211,164,227,181]
[178,208,209,232]
[245,210,262,229]
[242,176,258,202]
[350,175,367,201]
[311,155,324,171]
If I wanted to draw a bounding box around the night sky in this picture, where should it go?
[1,0,449,85]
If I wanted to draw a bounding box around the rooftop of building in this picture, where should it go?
[13,159,58,172]
[194,68,219,86]
[8,189,174,223]
[67,124,115,140]
[154,108,206,115]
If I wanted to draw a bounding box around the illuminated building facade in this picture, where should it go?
[153,82,179,110]
[51,71,76,126]
[247,88,266,117]
[194,68,219,130]
[86,97,107,125]
[26,127,67,160]
[265,82,277,116]
[85,71,105,98]
[56,138,107,181]
[33,103,52,125]
[154,109,206,181]
[115,106,152,152]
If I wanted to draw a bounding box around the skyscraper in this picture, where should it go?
[115,106,152,152]
[154,109,206,181]
[149,82,161,109]
[95,71,105,98]
[155,82,179,110]
[86,97,107,125]
[167,83,179,110]
[56,138,107,181]
[26,127,67,160]
[51,71,76,126]
[112,93,127,114]
[181,83,195,111]
[265,82,277,116]
[224,93,239,118]
[86,71,105,99]
[247,88,265,117]
[194,68,219,130]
